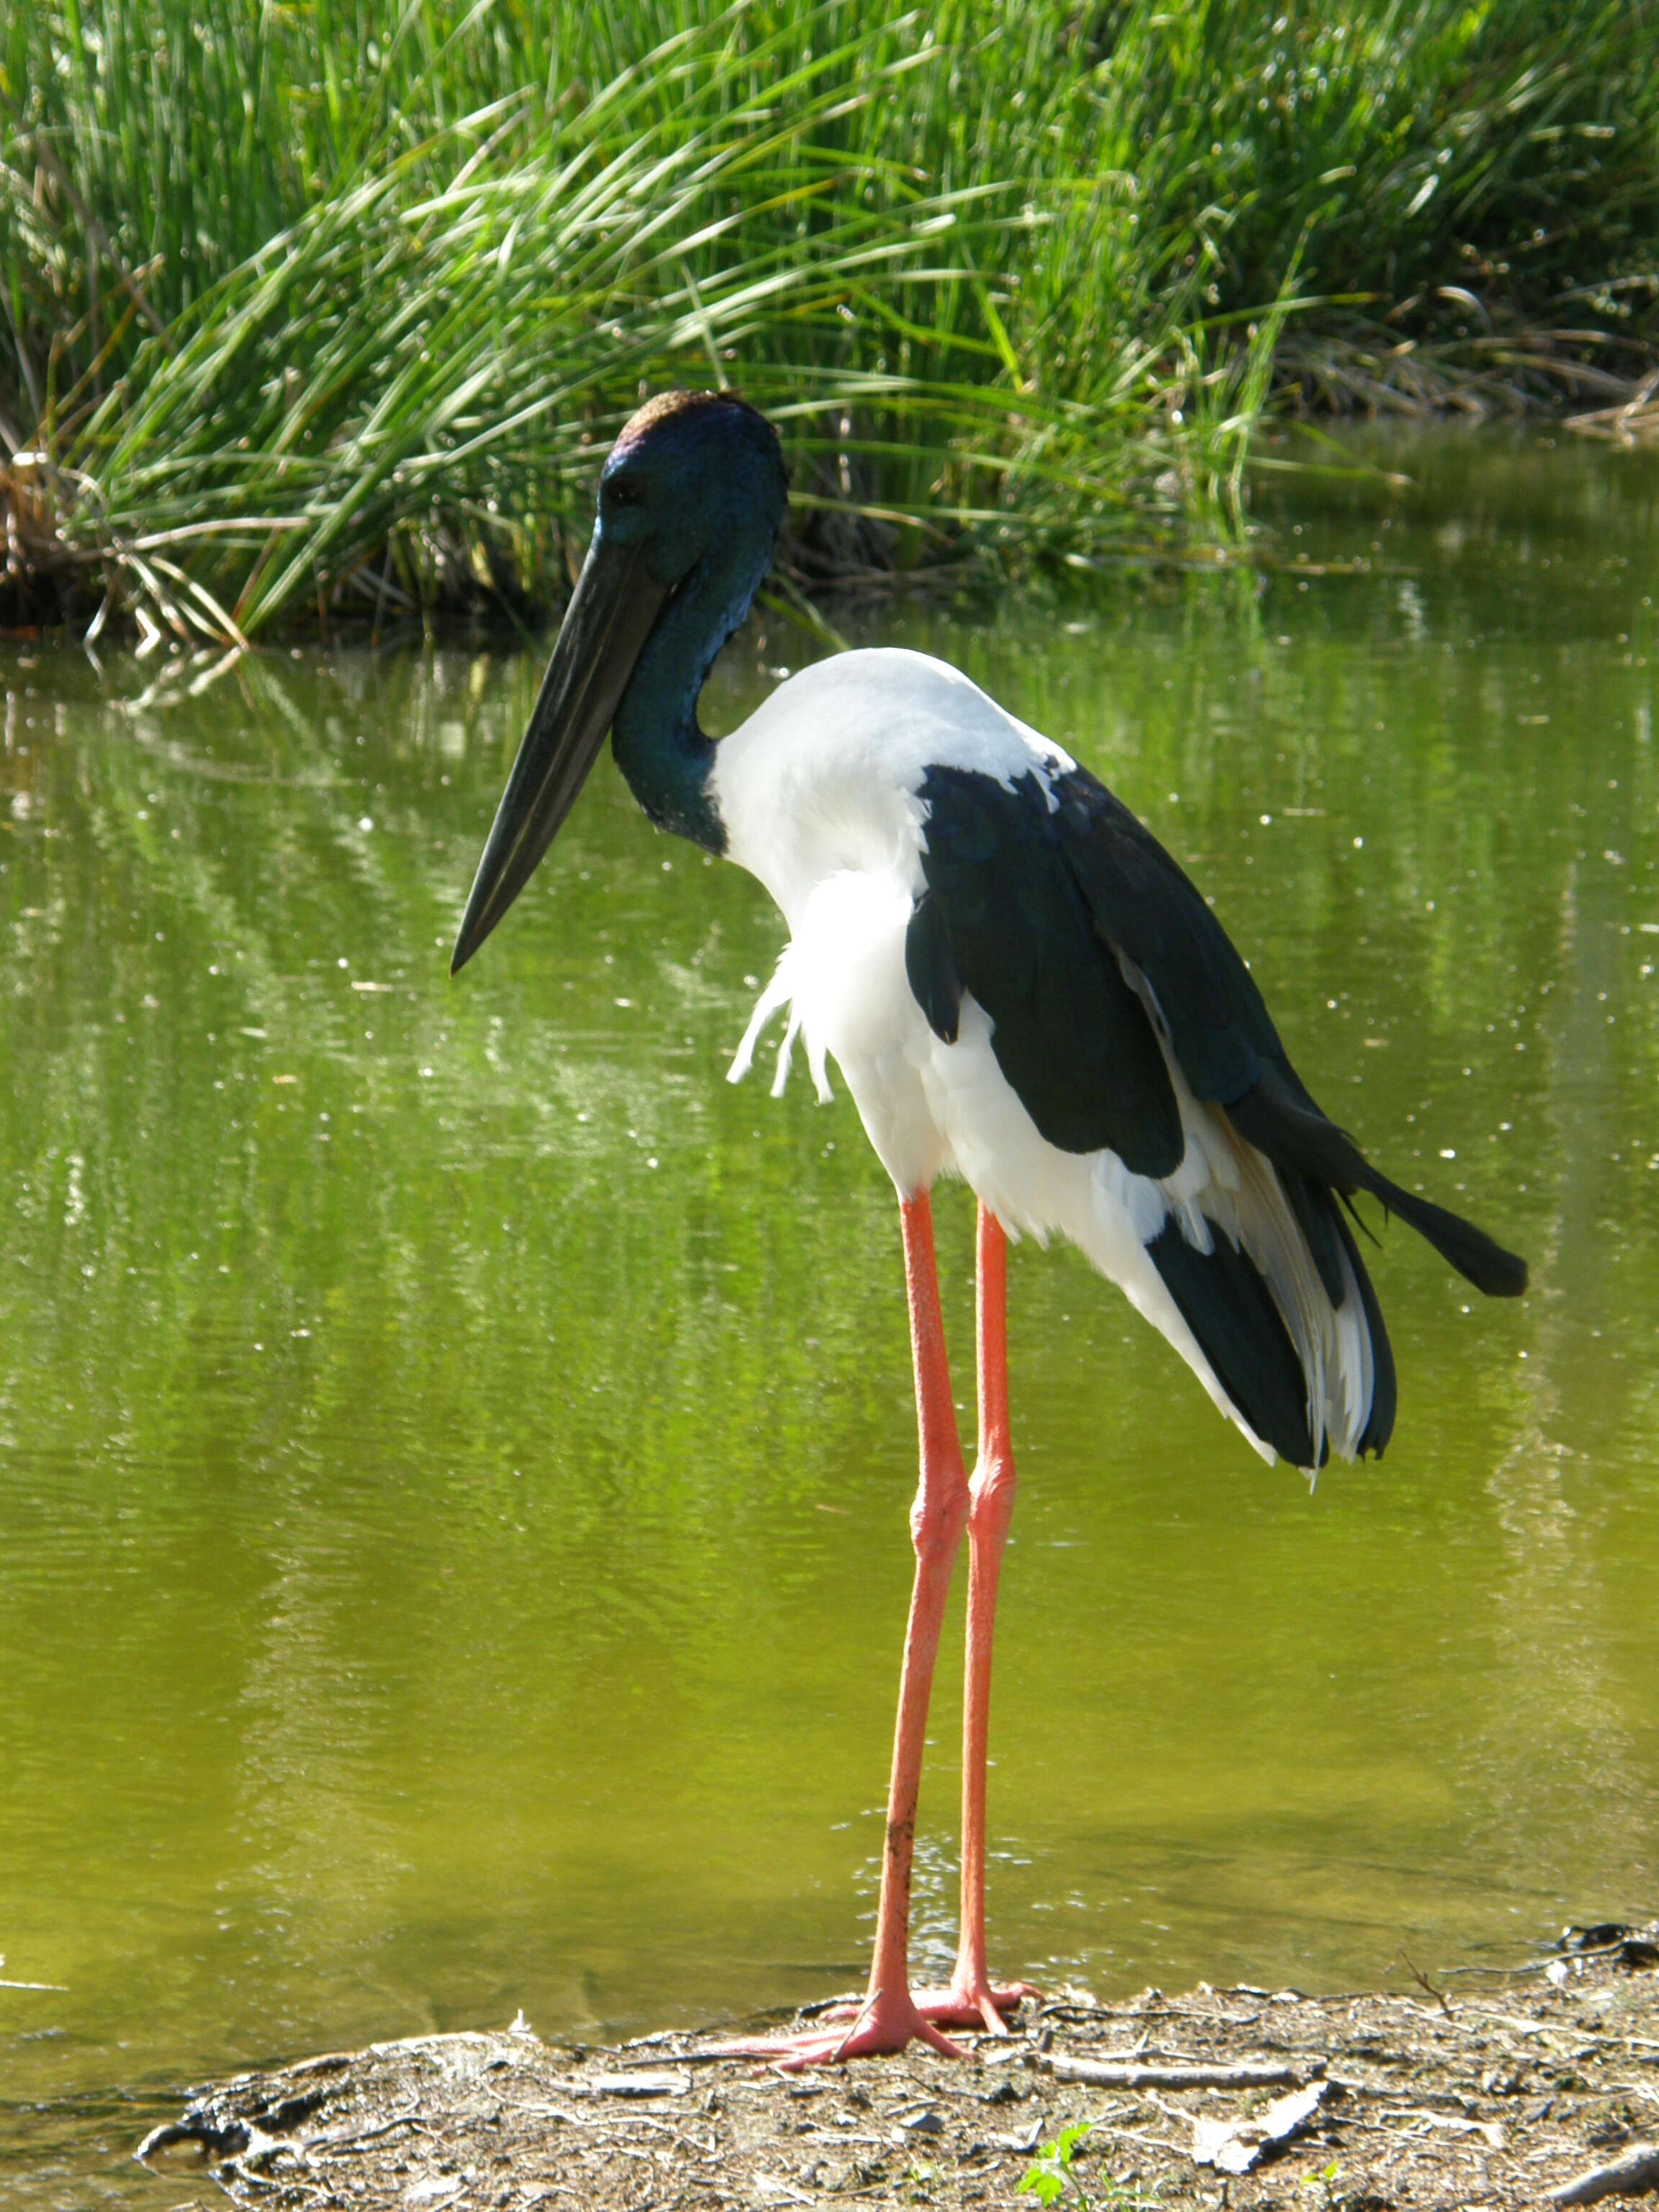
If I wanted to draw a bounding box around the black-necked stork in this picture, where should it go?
[451,390,1527,2069]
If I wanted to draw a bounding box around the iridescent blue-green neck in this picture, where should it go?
[611,534,775,858]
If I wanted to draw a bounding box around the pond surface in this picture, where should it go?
[3,431,1658,2204]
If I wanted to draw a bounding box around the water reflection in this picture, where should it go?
[1,428,1658,2205]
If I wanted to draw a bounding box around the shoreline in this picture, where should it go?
[137,1924,1659,2210]
[5,343,1658,651]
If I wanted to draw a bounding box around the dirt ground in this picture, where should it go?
[138,1924,1659,2211]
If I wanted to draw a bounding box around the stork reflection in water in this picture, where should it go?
[451,391,1526,2068]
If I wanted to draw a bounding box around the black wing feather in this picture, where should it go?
[1048,768,1286,1103]
[904,889,962,1044]
[914,767,1183,1174]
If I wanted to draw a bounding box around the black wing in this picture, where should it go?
[909,760,1525,1458]
[906,766,1187,1177]
[1045,765,1525,1303]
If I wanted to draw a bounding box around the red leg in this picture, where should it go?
[914,1205,1040,2032]
[705,1191,971,2068]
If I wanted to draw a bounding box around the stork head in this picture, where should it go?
[451,391,786,972]
[597,388,787,585]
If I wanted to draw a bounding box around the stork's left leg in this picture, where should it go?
[914,1204,1041,2033]
[700,1190,972,2069]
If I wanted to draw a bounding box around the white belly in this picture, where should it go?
[729,868,948,1195]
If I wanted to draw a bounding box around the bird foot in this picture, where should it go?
[700,1987,972,2072]
[911,1975,1043,2036]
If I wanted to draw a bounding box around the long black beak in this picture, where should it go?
[451,538,666,974]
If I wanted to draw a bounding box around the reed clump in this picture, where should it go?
[2,0,1657,639]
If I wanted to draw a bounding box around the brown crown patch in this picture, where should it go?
[613,387,774,457]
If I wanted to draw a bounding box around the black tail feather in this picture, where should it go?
[1359,1172,1529,1299]
[1148,1217,1324,1469]
[1331,1202,1396,1456]
[1278,1161,1345,1305]
[1227,1066,1528,1300]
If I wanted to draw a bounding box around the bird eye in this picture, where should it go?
[608,474,643,506]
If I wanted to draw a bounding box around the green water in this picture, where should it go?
[3,432,1658,2203]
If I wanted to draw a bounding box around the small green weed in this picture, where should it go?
[1018,2122,1093,2206]
[1302,2159,1346,2211]
[1017,2123,1162,2210]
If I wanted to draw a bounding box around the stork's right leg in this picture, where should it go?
[915,1204,1040,2032]
[701,1190,971,2068]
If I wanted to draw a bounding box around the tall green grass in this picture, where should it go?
[2,1,1657,638]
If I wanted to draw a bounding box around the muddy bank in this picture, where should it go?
[136,1925,1659,2211]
